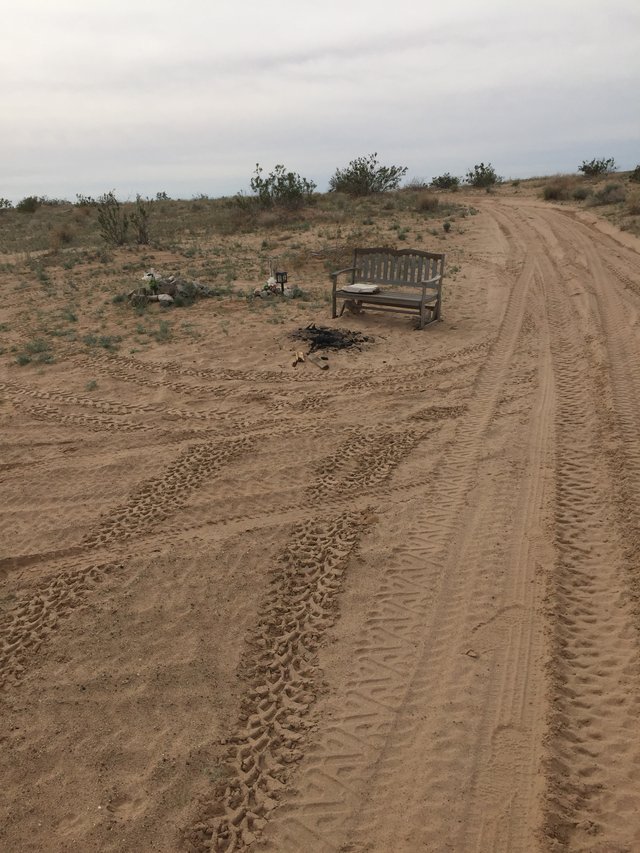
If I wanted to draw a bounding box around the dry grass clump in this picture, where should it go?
[543,177,576,201]
[572,186,591,201]
[588,182,627,207]
[417,192,440,213]
[627,191,640,216]
[49,223,75,252]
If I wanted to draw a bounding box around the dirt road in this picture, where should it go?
[2,194,640,852]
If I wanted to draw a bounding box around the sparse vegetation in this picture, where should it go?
[629,165,640,184]
[579,157,616,177]
[465,163,501,188]
[329,153,407,196]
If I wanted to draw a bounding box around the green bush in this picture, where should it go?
[329,153,407,196]
[16,196,40,213]
[246,164,316,210]
[465,163,501,188]
[130,195,153,244]
[430,173,460,190]
[579,157,616,177]
[96,191,129,245]
[629,165,640,183]
[0,198,12,210]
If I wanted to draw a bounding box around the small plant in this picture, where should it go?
[153,320,172,343]
[443,221,451,233]
[430,173,460,190]
[579,157,616,177]
[465,163,501,188]
[96,191,129,245]
[329,153,407,196]
[61,306,77,322]
[16,338,54,365]
[85,380,98,391]
[155,191,170,200]
[83,332,121,350]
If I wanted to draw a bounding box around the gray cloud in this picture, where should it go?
[2,0,639,201]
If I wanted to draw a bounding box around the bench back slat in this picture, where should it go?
[353,248,444,287]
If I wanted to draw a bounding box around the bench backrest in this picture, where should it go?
[353,248,444,287]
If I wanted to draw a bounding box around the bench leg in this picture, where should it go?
[332,289,337,319]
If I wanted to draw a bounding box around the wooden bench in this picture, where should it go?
[331,248,445,329]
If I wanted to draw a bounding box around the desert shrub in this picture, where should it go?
[588,182,626,206]
[629,165,640,183]
[0,198,12,210]
[579,157,616,177]
[431,172,460,190]
[130,195,153,244]
[16,196,40,213]
[417,192,440,212]
[49,223,75,251]
[246,164,316,210]
[543,178,572,201]
[96,191,129,245]
[329,153,407,196]
[465,163,501,188]
[572,185,591,200]
[443,221,451,233]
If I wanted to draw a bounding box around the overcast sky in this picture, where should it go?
[2,0,639,202]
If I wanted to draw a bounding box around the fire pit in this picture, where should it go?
[291,324,372,354]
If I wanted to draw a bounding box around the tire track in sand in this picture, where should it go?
[531,207,640,851]
[261,222,546,852]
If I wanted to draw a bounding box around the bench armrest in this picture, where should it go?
[331,266,358,280]
[420,275,442,286]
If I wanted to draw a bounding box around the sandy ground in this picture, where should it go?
[2,192,640,852]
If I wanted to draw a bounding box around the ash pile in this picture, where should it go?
[291,324,372,354]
